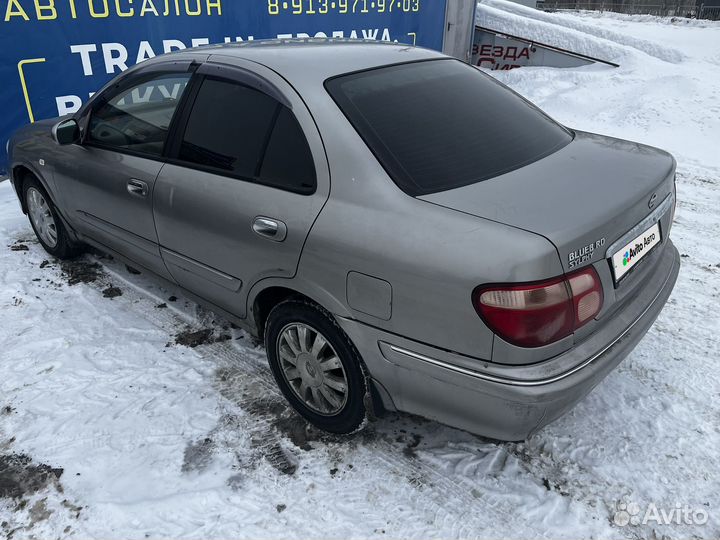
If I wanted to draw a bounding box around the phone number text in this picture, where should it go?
[268,0,421,16]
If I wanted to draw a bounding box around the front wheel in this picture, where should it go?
[23,176,80,259]
[265,299,368,434]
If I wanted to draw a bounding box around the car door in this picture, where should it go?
[153,58,330,318]
[53,62,195,278]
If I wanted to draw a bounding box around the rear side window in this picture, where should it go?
[178,77,316,194]
[325,59,572,196]
[260,107,316,193]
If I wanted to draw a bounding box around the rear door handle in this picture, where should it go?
[127,179,148,198]
[252,217,287,242]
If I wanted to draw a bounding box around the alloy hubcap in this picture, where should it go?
[277,323,348,416]
[27,188,58,248]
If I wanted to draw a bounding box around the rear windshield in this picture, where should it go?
[325,59,572,196]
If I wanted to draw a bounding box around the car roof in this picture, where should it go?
[184,38,446,84]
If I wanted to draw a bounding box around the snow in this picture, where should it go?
[1,5,720,538]
[476,0,720,170]
[478,0,689,63]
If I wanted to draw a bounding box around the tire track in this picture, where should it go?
[85,254,613,539]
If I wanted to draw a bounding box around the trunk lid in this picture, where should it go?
[421,131,676,276]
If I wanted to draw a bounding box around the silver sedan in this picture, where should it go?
[7,40,680,440]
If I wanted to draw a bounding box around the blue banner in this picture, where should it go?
[0,0,448,173]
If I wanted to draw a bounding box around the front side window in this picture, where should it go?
[178,77,316,194]
[326,59,573,196]
[87,73,191,157]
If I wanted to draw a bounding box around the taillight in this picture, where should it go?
[472,266,604,348]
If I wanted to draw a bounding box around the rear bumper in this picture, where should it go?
[338,240,680,441]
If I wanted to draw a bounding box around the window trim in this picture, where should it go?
[166,72,317,196]
[82,63,200,163]
[194,61,292,109]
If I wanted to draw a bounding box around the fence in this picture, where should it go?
[536,1,720,19]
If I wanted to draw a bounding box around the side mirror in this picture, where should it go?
[52,119,80,145]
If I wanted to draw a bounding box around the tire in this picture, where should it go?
[265,299,368,434]
[23,175,80,259]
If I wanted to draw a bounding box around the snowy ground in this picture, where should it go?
[1,5,719,539]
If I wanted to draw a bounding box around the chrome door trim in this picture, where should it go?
[160,247,243,292]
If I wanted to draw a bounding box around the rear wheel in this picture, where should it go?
[265,299,368,434]
[23,176,80,259]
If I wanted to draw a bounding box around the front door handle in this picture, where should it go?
[252,217,287,242]
[127,179,148,198]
